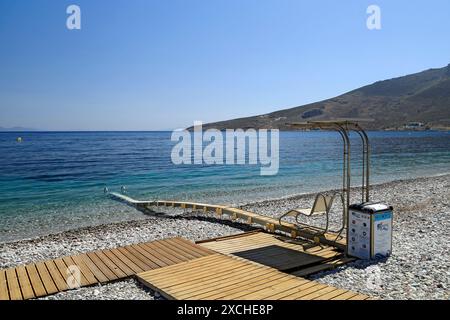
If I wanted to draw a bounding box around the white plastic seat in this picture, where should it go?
[278,193,335,235]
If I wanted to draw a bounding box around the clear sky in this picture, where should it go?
[1,0,449,131]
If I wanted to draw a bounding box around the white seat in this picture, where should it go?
[278,193,334,235]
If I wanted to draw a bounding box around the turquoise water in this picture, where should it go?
[0,131,449,242]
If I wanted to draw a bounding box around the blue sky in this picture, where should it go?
[0,0,449,131]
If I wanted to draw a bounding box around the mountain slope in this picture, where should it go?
[200,64,450,130]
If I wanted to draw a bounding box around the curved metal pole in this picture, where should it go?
[333,127,349,235]
[352,130,367,203]
[355,124,370,202]
[335,124,350,209]
[335,130,347,197]
[335,123,351,255]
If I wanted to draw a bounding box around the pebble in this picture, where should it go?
[0,174,448,300]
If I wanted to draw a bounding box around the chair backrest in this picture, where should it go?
[312,194,333,213]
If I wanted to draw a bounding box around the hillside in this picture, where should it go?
[199,64,450,130]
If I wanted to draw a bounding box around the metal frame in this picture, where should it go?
[287,119,372,253]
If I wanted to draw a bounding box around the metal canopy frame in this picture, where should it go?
[287,119,372,251]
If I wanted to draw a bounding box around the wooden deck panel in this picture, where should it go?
[5,268,22,300]
[291,256,355,277]
[0,269,9,300]
[102,249,135,276]
[198,231,352,275]
[0,237,212,300]
[93,251,128,279]
[25,264,47,297]
[137,254,369,300]
[71,254,102,284]
[35,262,58,295]
[53,258,78,288]
[16,266,35,300]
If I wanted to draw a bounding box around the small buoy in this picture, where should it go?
[121,186,126,194]
[16,137,23,143]
[104,187,109,194]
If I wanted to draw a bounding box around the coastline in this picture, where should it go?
[0,173,449,300]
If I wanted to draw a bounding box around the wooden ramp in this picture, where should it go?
[197,231,354,276]
[137,254,370,300]
[110,193,347,250]
[0,237,214,300]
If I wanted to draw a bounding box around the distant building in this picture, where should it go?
[404,122,425,129]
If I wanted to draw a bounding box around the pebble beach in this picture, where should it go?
[0,174,449,300]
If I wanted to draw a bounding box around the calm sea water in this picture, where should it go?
[0,131,449,242]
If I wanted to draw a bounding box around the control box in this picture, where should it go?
[348,202,393,260]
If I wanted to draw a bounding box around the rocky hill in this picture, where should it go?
[200,64,450,130]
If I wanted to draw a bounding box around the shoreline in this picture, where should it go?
[1,172,449,246]
[0,173,449,300]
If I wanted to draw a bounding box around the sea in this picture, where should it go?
[0,131,449,242]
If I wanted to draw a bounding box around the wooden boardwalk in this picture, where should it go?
[0,237,214,300]
[197,231,354,276]
[137,254,370,300]
[110,193,346,249]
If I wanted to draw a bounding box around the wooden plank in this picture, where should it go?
[239,278,309,300]
[94,251,128,278]
[314,288,349,300]
[0,269,9,300]
[330,291,358,300]
[176,237,216,256]
[102,249,135,276]
[69,255,99,285]
[297,286,339,300]
[160,267,272,299]
[16,266,35,300]
[145,241,186,264]
[242,278,310,300]
[141,241,183,265]
[169,264,263,296]
[117,247,153,271]
[131,244,169,267]
[62,256,89,287]
[44,260,69,292]
[121,246,158,270]
[201,232,340,259]
[5,268,22,300]
[25,264,47,297]
[265,281,319,300]
[281,283,329,300]
[78,254,110,283]
[160,238,201,260]
[167,238,210,259]
[195,230,262,244]
[185,271,288,300]
[141,257,234,285]
[134,243,171,267]
[140,254,231,276]
[290,257,352,277]
[54,258,81,289]
[138,255,224,280]
[86,252,118,281]
[348,294,370,300]
[35,262,58,295]
[152,260,258,291]
[217,274,293,300]
[108,248,145,274]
